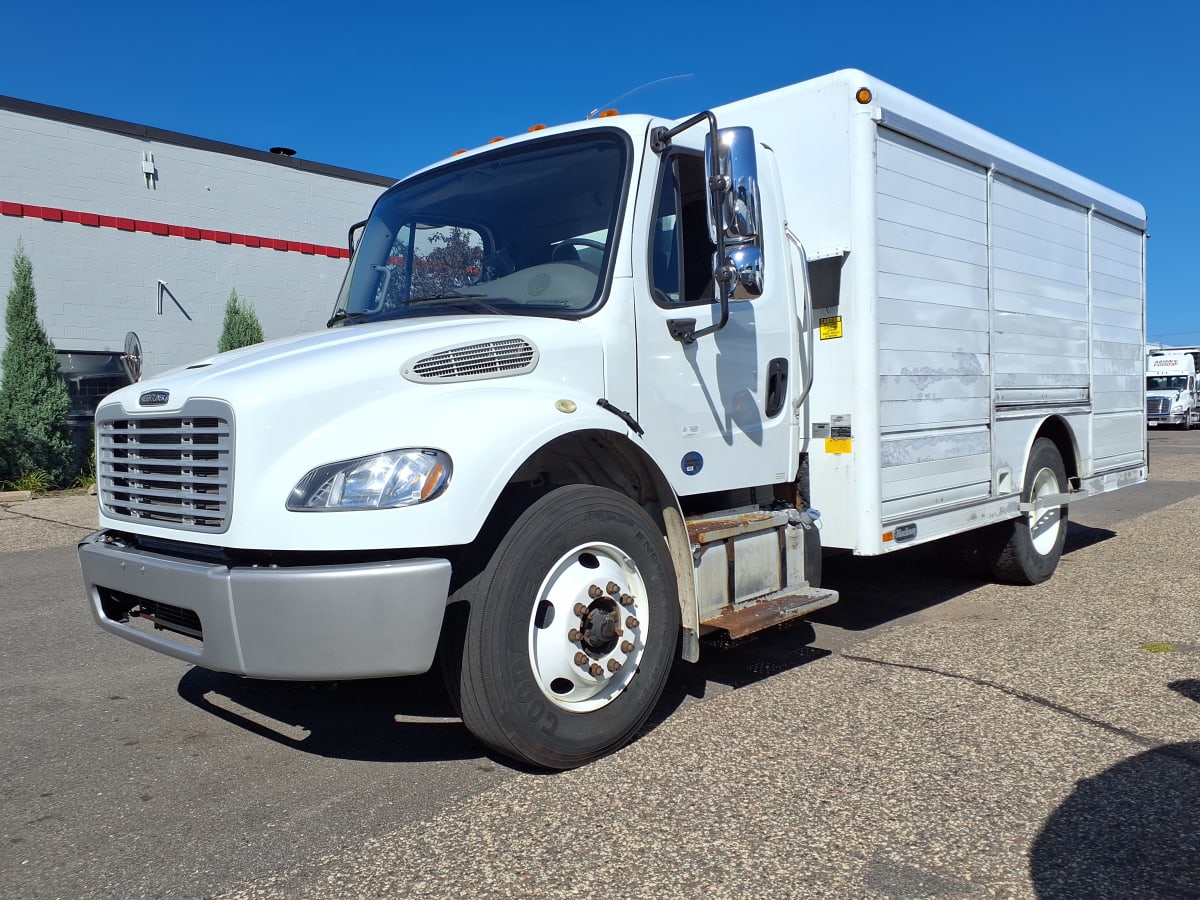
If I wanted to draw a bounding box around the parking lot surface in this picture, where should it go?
[1,431,1197,899]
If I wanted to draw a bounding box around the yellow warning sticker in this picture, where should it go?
[825,438,852,454]
[819,316,843,340]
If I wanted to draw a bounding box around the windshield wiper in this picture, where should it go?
[406,290,489,305]
[406,291,504,314]
[326,309,368,328]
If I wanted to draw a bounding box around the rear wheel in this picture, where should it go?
[446,485,679,769]
[987,437,1069,585]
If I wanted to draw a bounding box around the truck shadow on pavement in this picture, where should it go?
[1030,682,1200,897]
[177,666,484,764]
[811,522,1117,632]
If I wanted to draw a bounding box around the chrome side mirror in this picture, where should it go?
[705,127,764,297]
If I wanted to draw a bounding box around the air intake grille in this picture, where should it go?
[97,399,233,533]
[403,337,538,383]
[1146,397,1170,417]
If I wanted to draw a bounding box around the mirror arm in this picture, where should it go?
[655,111,733,344]
[347,220,367,260]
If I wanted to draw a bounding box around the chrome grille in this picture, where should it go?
[97,399,233,533]
[1146,397,1170,417]
[403,337,538,383]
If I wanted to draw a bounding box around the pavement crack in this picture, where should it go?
[842,652,1200,770]
[0,505,93,532]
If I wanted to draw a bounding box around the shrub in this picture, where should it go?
[7,468,52,494]
[217,289,265,353]
[0,242,75,486]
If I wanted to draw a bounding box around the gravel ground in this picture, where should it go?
[7,455,1197,899]
[214,456,1198,899]
[0,491,97,552]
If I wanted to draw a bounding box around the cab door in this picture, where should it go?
[633,138,798,497]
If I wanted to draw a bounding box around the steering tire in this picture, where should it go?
[447,485,679,769]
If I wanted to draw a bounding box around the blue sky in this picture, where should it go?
[3,0,1196,343]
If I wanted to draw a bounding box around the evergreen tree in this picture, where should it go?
[0,242,75,486]
[217,289,265,353]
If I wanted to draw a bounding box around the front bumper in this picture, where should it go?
[79,532,452,679]
[1147,414,1184,427]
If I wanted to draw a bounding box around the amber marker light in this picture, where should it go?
[488,136,505,144]
[420,463,448,501]
[528,124,547,132]
[452,149,467,156]
[598,109,620,118]
[855,87,873,104]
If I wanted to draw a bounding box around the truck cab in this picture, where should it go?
[1146,351,1199,429]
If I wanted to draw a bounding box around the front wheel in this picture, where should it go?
[986,437,1069,585]
[448,485,679,769]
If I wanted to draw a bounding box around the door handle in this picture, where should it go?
[765,357,788,418]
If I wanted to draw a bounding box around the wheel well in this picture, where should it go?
[451,430,679,591]
[1034,416,1079,485]
[505,430,673,520]
[452,430,697,660]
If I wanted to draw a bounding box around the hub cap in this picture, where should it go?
[528,542,648,712]
[1028,466,1064,556]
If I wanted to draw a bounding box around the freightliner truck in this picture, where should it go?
[1145,349,1199,429]
[79,70,1148,769]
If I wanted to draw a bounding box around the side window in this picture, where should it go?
[650,154,715,305]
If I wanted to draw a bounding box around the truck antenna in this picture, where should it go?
[587,74,695,119]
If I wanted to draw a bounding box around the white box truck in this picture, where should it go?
[79,70,1148,768]
[1146,350,1199,428]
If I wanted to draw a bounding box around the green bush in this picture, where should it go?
[217,289,265,353]
[0,242,75,486]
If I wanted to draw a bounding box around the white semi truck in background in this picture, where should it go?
[79,70,1148,769]
[1146,349,1199,429]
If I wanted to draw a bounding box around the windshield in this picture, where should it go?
[331,133,629,325]
[1147,375,1190,392]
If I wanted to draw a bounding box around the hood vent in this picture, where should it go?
[403,337,539,384]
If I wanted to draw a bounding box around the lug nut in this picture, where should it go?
[607,659,622,673]
[625,616,640,629]
[588,584,604,599]
[574,603,589,617]
[621,640,634,653]
[574,652,588,667]
[568,628,583,642]
[606,582,621,595]
[589,663,604,677]
[619,593,635,607]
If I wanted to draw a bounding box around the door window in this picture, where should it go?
[649,154,716,306]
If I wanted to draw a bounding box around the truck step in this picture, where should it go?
[701,586,838,640]
[686,509,791,544]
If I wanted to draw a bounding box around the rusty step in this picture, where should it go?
[701,587,838,640]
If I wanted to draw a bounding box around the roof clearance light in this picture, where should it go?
[855,87,873,105]
[528,124,547,132]
[598,109,619,118]
[452,149,467,156]
[488,136,505,144]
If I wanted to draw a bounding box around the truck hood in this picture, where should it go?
[106,315,602,414]
[95,313,615,549]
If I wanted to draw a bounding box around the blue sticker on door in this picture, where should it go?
[681,451,704,476]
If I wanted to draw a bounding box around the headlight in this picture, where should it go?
[288,449,452,511]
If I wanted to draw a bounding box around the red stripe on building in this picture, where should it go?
[0,201,349,259]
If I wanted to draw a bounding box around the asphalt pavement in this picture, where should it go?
[2,433,1197,899]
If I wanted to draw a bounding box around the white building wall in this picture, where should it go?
[0,99,393,377]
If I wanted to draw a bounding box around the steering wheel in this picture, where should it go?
[552,238,605,272]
